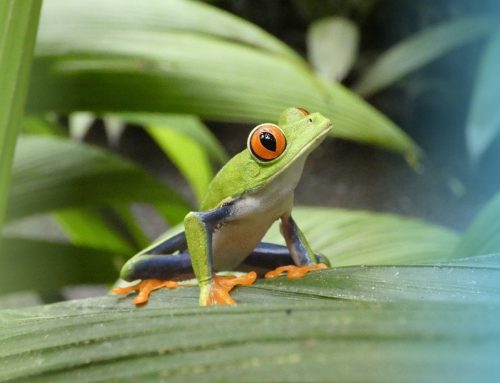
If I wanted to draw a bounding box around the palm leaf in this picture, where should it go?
[0,260,499,382]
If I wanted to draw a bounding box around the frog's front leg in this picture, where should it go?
[265,214,329,279]
[184,204,256,306]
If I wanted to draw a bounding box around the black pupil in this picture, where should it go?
[259,132,276,152]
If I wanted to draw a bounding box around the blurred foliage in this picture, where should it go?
[0,0,500,380]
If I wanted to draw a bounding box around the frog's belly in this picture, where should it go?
[211,194,293,271]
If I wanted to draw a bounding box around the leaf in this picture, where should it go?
[0,265,499,382]
[465,29,500,161]
[120,114,219,203]
[0,237,120,294]
[263,207,459,266]
[307,16,359,82]
[7,135,191,224]
[456,190,500,258]
[28,0,420,160]
[22,115,65,136]
[121,113,228,165]
[355,17,497,97]
[0,0,42,230]
[38,0,301,63]
[54,208,136,254]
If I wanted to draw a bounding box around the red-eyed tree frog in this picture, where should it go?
[113,107,333,306]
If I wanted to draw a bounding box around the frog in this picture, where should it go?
[113,107,333,306]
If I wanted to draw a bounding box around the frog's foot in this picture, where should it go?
[204,271,257,306]
[112,279,179,305]
[264,263,328,280]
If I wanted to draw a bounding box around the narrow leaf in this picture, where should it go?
[355,17,496,97]
[121,113,228,164]
[7,135,191,224]
[0,0,42,230]
[465,30,500,161]
[456,191,500,257]
[307,16,359,82]
[146,126,213,204]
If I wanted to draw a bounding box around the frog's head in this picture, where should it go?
[245,107,332,180]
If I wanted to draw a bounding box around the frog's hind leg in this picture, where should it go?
[241,242,328,278]
[113,232,193,305]
[251,215,329,279]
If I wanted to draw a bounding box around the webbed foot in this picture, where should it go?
[264,263,327,279]
[201,271,257,306]
[112,279,179,305]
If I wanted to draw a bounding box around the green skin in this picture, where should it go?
[120,108,332,305]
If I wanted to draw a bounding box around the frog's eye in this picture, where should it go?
[247,123,287,162]
[297,108,310,116]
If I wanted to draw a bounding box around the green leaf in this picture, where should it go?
[0,0,42,231]
[38,0,301,63]
[264,207,459,266]
[146,126,213,204]
[456,191,500,257]
[355,17,497,97]
[54,208,135,255]
[120,114,220,203]
[307,16,359,82]
[22,115,65,136]
[0,266,499,381]
[7,135,191,224]
[121,113,228,165]
[28,0,420,160]
[465,30,500,161]
[0,237,119,294]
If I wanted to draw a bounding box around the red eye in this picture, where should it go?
[248,123,287,161]
[297,108,310,116]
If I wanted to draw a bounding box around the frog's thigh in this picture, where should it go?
[184,204,233,286]
[241,242,326,273]
[124,251,193,281]
[119,231,188,281]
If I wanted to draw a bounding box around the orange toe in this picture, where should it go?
[112,279,179,305]
[265,263,327,279]
[207,271,257,305]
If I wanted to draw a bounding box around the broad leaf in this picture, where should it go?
[264,207,459,266]
[465,30,500,161]
[7,135,191,224]
[0,262,499,382]
[0,0,42,230]
[54,208,136,254]
[0,237,120,294]
[456,190,500,257]
[307,16,359,82]
[28,0,420,159]
[355,17,496,97]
